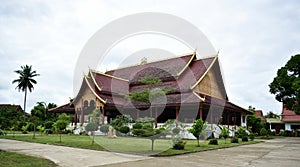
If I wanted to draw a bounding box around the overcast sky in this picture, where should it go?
[0,0,299,115]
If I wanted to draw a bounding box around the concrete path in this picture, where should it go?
[102,137,300,167]
[1,138,300,167]
[0,139,151,167]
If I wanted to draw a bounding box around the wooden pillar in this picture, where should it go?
[155,108,158,128]
[199,103,203,120]
[210,112,213,124]
[176,106,179,120]
[74,112,77,128]
[227,110,230,128]
[136,109,140,120]
[101,106,105,125]
[234,112,236,126]
[81,108,84,126]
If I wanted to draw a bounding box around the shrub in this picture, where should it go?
[209,139,218,145]
[132,123,142,129]
[18,121,27,131]
[22,131,28,134]
[44,121,54,129]
[100,124,109,134]
[26,122,35,132]
[119,126,130,134]
[231,137,239,143]
[132,129,146,136]
[242,136,248,142]
[173,139,186,150]
[236,127,247,138]
[142,123,152,129]
[260,128,268,136]
[85,122,98,132]
[249,133,255,141]
[0,129,6,136]
[45,129,53,134]
[284,130,292,137]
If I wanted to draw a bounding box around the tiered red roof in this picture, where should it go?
[70,52,248,113]
[282,106,300,122]
[255,110,266,121]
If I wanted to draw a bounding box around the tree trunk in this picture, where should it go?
[197,138,200,147]
[151,138,154,151]
[33,124,36,139]
[23,88,27,121]
[92,131,95,145]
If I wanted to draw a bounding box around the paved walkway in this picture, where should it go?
[0,139,150,167]
[102,137,300,167]
[1,137,300,167]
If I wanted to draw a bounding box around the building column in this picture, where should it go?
[155,108,158,128]
[176,106,179,120]
[227,110,230,128]
[234,112,236,126]
[199,103,203,120]
[136,109,140,120]
[101,106,105,125]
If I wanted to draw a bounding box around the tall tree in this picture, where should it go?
[12,65,40,120]
[269,54,300,114]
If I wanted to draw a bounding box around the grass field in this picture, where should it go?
[0,134,261,156]
[0,150,57,167]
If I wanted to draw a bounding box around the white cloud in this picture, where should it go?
[0,0,299,115]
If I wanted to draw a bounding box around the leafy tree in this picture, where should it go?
[85,122,99,145]
[89,109,102,125]
[110,115,132,129]
[37,125,45,136]
[188,119,204,147]
[131,117,165,151]
[246,115,265,134]
[12,65,40,120]
[54,113,70,142]
[0,107,23,130]
[125,76,175,106]
[269,54,300,114]
[30,116,39,139]
[220,126,229,143]
[265,111,279,119]
[31,102,57,122]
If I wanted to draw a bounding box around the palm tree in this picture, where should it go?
[12,65,40,121]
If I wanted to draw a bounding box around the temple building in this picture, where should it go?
[50,52,252,127]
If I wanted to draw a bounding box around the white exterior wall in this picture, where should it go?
[285,123,291,131]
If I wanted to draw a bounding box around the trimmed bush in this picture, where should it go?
[236,127,247,138]
[142,123,152,129]
[132,123,142,129]
[132,129,146,136]
[260,128,268,136]
[208,139,218,145]
[119,126,130,134]
[100,124,109,134]
[231,137,239,143]
[242,136,248,142]
[173,139,186,150]
[249,133,255,141]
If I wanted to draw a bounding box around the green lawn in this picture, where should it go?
[1,134,261,156]
[0,150,57,167]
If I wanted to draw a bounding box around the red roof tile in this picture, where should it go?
[282,105,300,122]
[255,110,266,121]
